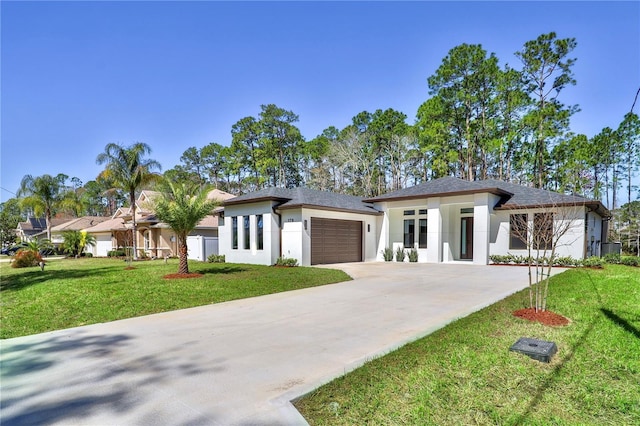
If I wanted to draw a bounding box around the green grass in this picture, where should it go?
[0,257,350,338]
[295,265,640,425]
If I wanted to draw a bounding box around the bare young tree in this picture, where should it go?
[509,203,583,311]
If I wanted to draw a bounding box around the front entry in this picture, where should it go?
[460,217,473,260]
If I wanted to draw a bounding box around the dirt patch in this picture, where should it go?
[124,266,136,270]
[513,308,570,326]
[163,273,203,279]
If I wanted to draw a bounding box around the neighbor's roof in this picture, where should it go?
[51,216,110,232]
[224,187,382,215]
[17,217,72,234]
[83,217,129,233]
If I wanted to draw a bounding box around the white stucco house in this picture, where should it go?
[219,177,609,266]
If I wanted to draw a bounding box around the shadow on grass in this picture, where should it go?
[195,265,248,275]
[0,267,118,292]
[601,308,640,339]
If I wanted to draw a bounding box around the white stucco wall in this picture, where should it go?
[490,206,590,260]
[220,201,280,265]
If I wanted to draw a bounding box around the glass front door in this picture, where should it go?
[461,217,473,260]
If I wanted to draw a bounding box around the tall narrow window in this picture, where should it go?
[403,219,415,247]
[510,214,528,249]
[534,212,554,250]
[256,214,263,250]
[419,219,428,248]
[243,216,250,249]
[232,217,238,249]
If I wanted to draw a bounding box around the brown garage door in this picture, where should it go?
[311,217,362,265]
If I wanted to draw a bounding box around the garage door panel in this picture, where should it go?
[311,218,362,265]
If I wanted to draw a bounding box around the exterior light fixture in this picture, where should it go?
[304,220,308,230]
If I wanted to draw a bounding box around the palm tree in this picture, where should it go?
[153,181,219,274]
[17,174,68,240]
[96,142,161,260]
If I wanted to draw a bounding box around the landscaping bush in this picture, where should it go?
[275,257,298,267]
[603,253,621,264]
[620,256,639,267]
[207,254,226,263]
[581,256,604,268]
[11,250,44,268]
[395,246,406,262]
[381,247,393,262]
[408,248,419,262]
[107,249,126,257]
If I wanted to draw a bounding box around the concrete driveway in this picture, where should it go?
[1,262,555,425]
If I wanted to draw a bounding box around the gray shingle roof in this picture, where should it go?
[363,176,512,202]
[366,177,608,216]
[224,187,381,215]
[224,178,609,217]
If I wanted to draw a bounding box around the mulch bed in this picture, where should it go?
[513,308,570,326]
[163,273,203,279]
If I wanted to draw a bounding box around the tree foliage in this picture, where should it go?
[152,180,219,274]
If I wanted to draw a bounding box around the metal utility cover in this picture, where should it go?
[510,337,557,363]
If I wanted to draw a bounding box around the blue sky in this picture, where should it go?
[2,1,639,204]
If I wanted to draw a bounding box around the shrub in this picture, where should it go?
[84,253,93,258]
[11,250,44,268]
[620,256,639,267]
[207,254,226,263]
[381,247,393,262]
[554,256,579,267]
[408,248,419,262]
[381,247,393,261]
[603,253,621,264]
[395,246,406,262]
[275,257,298,267]
[107,249,126,257]
[581,256,604,268]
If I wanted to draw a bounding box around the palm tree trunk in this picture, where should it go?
[130,191,138,260]
[178,241,189,274]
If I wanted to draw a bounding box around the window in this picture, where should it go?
[419,219,428,248]
[461,207,474,214]
[403,210,415,216]
[418,209,427,215]
[256,214,263,250]
[232,217,238,249]
[510,214,527,249]
[534,212,554,251]
[243,216,250,249]
[403,219,415,247]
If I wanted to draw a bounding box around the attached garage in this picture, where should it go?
[311,217,362,265]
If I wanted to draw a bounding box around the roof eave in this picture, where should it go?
[364,187,512,203]
[277,203,383,216]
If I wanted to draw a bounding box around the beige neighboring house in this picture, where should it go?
[84,188,235,258]
[49,216,110,249]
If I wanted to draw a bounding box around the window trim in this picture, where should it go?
[256,214,264,251]
[232,217,238,250]
[509,213,528,250]
[403,219,415,247]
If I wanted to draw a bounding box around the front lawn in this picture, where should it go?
[295,265,640,425]
[0,258,350,338]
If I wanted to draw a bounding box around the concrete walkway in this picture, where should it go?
[1,263,555,425]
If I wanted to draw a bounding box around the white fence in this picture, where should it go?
[186,236,219,261]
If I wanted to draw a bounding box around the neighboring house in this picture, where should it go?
[84,189,235,258]
[16,217,71,242]
[49,216,110,249]
[219,177,609,266]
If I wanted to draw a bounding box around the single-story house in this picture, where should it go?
[49,216,110,248]
[84,189,235,258]
[219,177,609,266]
